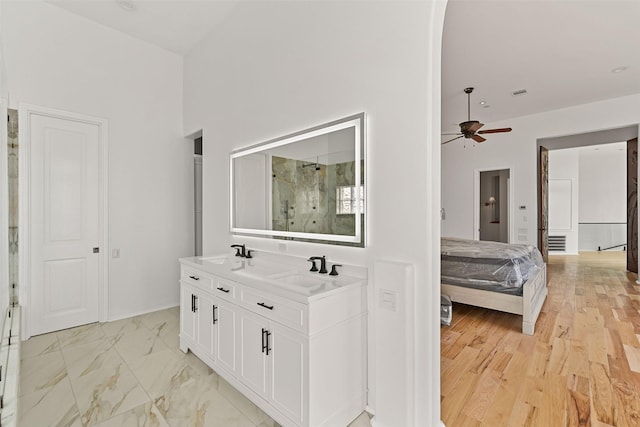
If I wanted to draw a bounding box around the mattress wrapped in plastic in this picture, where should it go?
[441,237,544,296]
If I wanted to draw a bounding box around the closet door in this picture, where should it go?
[28,112,103,335]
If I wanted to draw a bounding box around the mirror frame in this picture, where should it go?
[230,113,366,246]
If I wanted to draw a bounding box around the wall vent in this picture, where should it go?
[512,89,528,96]
[548,235,567,252]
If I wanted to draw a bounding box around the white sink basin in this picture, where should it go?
[235,266,297,278]
[270,273,329,288]
[199,255,230,265]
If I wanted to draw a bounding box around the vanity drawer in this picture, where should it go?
[181,266,213,289]
[239,287,307,332]
[212,277,237,302]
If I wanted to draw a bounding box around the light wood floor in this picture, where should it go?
[441,251,640,427]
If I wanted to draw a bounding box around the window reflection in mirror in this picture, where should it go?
[230,113,365,247]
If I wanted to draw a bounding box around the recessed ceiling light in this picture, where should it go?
[611,66,629,73]
[117,0,136,12]
[479,100,486,105]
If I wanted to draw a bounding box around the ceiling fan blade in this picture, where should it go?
[468,122,484,133]
[442,135,464,145]
[477,127,512,134]
[472,134,486,143]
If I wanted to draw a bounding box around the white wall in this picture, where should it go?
[2,1,192,321]
[579,144,626,223]
[442,93,640,249]
[0,0,8,315]
[184,1,444,425]
[548,149,579,254]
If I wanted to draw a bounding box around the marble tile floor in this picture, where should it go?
[20,307,373,427]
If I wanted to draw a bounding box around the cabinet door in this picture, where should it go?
[196,292,216,357]
[180,283,197,346]
[215,298,237,374]
[238,308,268,397]
[269,324,305,424]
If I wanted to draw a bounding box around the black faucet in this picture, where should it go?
[308,256,327,274]
[329,264,342,276]
[231,244,246,258]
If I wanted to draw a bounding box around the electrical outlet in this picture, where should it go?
[112,249,120,258]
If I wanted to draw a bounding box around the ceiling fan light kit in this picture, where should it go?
[442,87,512,145]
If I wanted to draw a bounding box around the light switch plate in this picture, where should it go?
[379,289,398,312]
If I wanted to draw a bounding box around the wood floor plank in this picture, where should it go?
[623,344,640,373]
[546,337,571,376]
[482,351,528,426]
[539,373,568,427]
[612,379,640,427]
[441,345,480,396]
[618,322,640,347]
[589,361,615,425]
[506,400,537,427]
[566,388,591,427]
[461,369,502,422]
[441,371,481,426]
[567,374,591,427]
[566,343,590,378]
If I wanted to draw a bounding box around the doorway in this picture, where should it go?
[20,104,108,337]
[475,168,511,243]
[194,136,203,257]
[187,132,203,257]
[537,127,639,273]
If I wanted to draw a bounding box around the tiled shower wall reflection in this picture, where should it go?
[272,156,357,236]
[8,109,18,305]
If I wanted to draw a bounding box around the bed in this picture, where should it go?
[440,237,547,335]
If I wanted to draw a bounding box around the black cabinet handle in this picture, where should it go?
[217,287,230,293]
[257,302,274,310]
[261,328,267,353]
[266,330,272,355]
[189,275,200,281]
[191,294,195,312]
[212,305,218,324]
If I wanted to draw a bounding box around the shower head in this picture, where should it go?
[302,162,320,170]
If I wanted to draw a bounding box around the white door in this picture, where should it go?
[269,324,305,424]
[180,283,196,344]
[238,308,268,396]
[215,298,237,374]
[29,112,102,335]
[197,292,215,356]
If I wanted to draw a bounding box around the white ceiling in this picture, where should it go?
[45,0,640,134]
[442,0,640,133]
[46,0,237,55]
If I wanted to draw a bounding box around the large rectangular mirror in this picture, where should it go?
[230,113,365,246]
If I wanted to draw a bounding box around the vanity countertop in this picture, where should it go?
[179,254,366,304]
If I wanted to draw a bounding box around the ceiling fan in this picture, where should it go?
[442,87,512,145]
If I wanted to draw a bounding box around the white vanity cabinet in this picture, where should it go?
[180,273,237,371]
[238,306,305,424]
[179,257,367,427]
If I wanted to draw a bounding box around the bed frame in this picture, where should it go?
[441,263,547,335]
